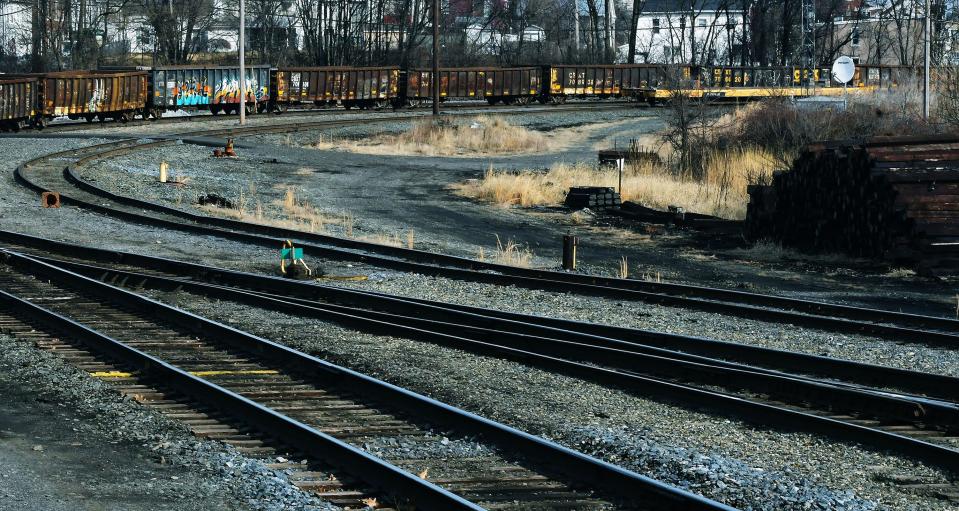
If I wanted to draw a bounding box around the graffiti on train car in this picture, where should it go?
[87,80,106,112]
[174,77,212,106]
[213,77,267,104]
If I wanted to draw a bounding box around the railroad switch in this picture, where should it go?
[280,240,313,280]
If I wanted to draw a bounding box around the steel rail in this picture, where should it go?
[14,119,959,347]
[50,256,959,423]
[35,101,635,134]
[18,250,959,474]
[0,286,484,510]
[0,249,734,511]
[53,153,959,345]
[2,228,955,404]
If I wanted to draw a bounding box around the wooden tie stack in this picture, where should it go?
[746,135,959,270]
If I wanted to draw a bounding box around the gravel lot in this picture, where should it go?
[0,332,334,511]
[148,289,955,511]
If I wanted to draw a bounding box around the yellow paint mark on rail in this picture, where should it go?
[90,371,133,378]
[89,369,279,379]
[189,370,279,377]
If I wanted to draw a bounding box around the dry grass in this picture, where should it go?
[453,145,777,219]
[309,116,626,157]
[313,116,549,156]
[196,183,335,233]
[476,235,534,267]
[617,256,629,279]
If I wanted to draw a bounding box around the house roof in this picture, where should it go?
[641,0,745,14]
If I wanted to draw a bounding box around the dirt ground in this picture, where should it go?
[78,109,957,317]
[0,380,241,511]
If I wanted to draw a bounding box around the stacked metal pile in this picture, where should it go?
[746,135,959,268]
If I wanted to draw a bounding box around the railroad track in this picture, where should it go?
[0,249,731,511]
[3,232,959,495]
[13,127,959,352]
[37,100,638,133]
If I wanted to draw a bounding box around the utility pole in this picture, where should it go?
[924,0,931,120]
[573,0,580,59]
[800,0,815,87]
[239,0,247,125]
[432,0,440,116]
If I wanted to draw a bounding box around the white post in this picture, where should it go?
[239,0,246,125]
[924,0,931,120]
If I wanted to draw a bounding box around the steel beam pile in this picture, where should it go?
[746,135,959,268]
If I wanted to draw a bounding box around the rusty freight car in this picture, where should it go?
[0,77,37,131]
[405,67,541,106]
[35,70,147,124]
[272,67,401,110]
[545,64,665,102]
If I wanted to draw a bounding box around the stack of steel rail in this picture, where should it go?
[745,134,959,269]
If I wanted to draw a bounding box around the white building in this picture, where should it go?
[628,0,745,64]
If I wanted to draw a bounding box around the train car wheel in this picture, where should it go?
[97,114,106,122]
[84,114,95,123]
[550,95,567,105]
[405,99,420,108]
[210,105,221,116]
[486,97,499,106]
[515,96,531,106]
[374,99,389,110]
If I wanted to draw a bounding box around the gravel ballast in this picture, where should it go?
[0,332,335,511]
[148,288,955,511]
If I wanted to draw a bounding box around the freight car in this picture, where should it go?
[0,77,37,131]
[272,66,401,110]
[31,70,149,126]
[105,65,271,116]
[404,67,542,106]
[634,64,912,103]
[544,64,668,103]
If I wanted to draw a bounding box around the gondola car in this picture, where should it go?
[543,64,668,103]
[404,67,541,106]
[34,70,148,125]
[105,65,271,116]
[0,76,37,131]
[272,66,401,110]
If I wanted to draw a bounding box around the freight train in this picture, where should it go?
[0,63,913,131]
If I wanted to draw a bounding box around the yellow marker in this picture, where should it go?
[188,369,279,377]
[90,371,132,378]
[90,369,278,379]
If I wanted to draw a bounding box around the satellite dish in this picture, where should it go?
[832,56,856,84]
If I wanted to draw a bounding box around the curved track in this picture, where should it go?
[0,249,732,511]
[13,122,959,350]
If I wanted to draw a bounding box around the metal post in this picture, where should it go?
[562,235,577,271]
[432,0,440,116]
[239,0,246,125]
[924,0,931,120]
